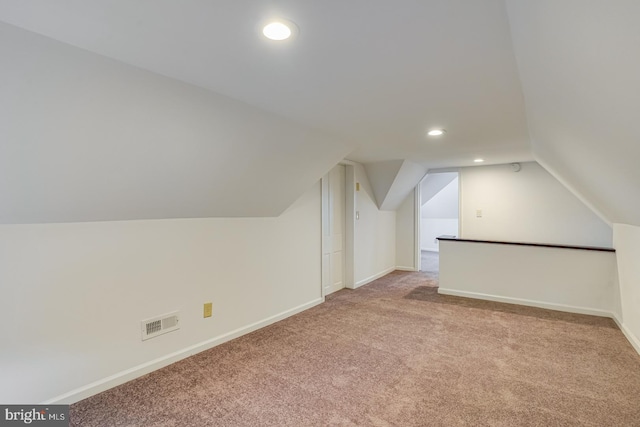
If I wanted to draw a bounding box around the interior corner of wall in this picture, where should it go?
[533,153,612,228]
[611,255,623,322]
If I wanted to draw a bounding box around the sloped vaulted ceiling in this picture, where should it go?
[0,1,532,223]
[0,23,351,222]
[1,1,637,225]
[506,0,640,227]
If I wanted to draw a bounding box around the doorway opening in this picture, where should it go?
[418,172,459,276]
[327,164,346,295]
[321,162,355,297]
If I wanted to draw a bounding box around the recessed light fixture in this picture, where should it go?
[427,129,446,137]
[262,20,297,41]
[474,158,485,163]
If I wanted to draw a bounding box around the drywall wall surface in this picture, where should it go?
[380,160,428,211]
[421,177,459,252]
[0,182,322,404]
[354,163,396,286]
[439,240,618,316]
[396,188,416,270]
[363,160,403,209]
[364,160,427,211]
[460,162,612,247]
[421,173,457,206]
[421,220,458,252]
[506,0,640,227]
[421,177,459,219]
[0,22,351,223]
[613,223,640,353]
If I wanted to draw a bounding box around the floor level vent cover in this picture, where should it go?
[141,311,180,341]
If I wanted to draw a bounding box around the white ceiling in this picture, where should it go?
[421,172,458,206]
[0,22,351,222]
[1,1,638,225]
[0,0,532,169]
[506,0,640,226]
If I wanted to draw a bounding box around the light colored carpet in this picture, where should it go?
[71,271,640,426]
[420,250,438,277]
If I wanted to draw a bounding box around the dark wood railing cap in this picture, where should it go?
[436,236,615,253]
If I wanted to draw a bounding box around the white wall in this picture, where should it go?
[0,22,350,223]
[380,160,428,211]
[613,224,640,353]
[421,177,459,219]
[420,173,457,206]
[396,188,416,270]
[421,220,458,252]
[0,182,323,404]
[460,162,612,247]
[438,240,618,316]
[421,177,459,252]
[506,1,640,227]
[354,163,396,286]
[364,160,404,209]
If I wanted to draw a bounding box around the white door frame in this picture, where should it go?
[321,161,356,298]
[414,169,461,271]
[413,184,421,271]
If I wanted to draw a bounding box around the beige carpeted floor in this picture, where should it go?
[70,271,640,426]
[420,250,439,277]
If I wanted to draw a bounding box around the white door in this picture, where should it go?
[327,164,346,295]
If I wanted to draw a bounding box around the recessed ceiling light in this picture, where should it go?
[262,21,295,41]
[474,158,485,163]
[427,129,446,137]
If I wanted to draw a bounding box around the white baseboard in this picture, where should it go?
[353,267,395,288]
[44,285,640,405]
[617,318,640,356]
[437,288,613,318]
[325,283,346,295]
[44,298,324,404]
[438,288,640,356]
[610,313,623,330]
[396,266,418,272]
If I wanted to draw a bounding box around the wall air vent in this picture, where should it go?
[141,311,180,341]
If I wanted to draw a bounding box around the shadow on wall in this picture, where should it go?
[420,173,459,252]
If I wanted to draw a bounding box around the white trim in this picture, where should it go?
[437,289,640,357]
[321,172,329,298]
[457,171,462,237]
[426,167,461,174]
[396,266,418,272]
[621,325,640,355]
[611,313,623,329]
[616,318,640,356]
[437,288,613,318]
[322,164,355,292]
[326,283,346,295]
[43,298,324,404]
[415,171,459,269]
[413,186,421,271]
[354,267,395,288]
[344,164,356,289]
